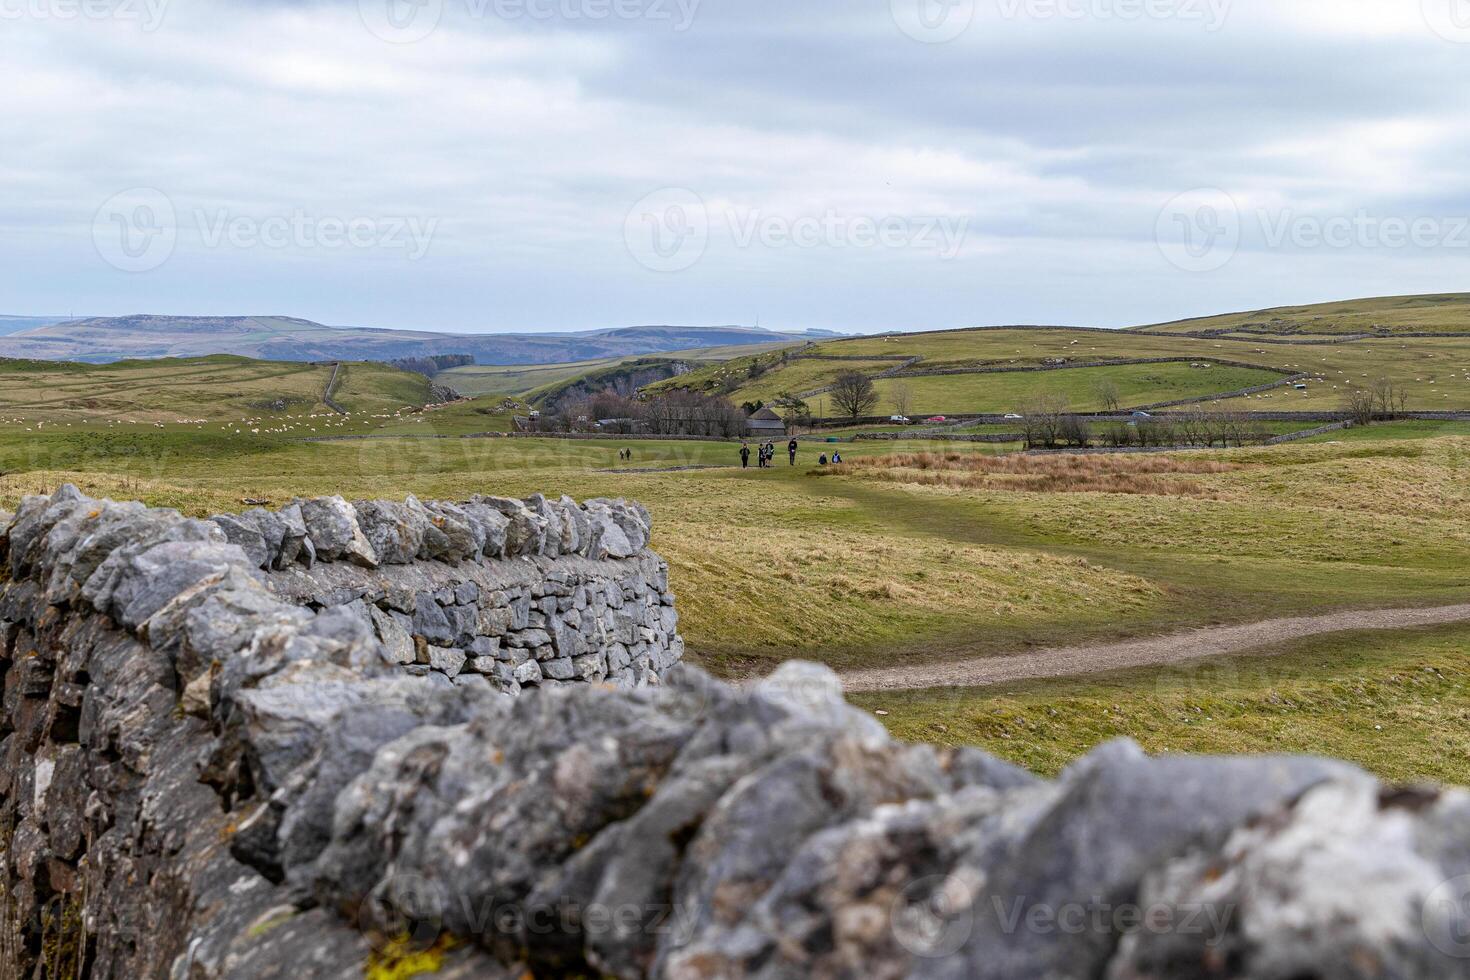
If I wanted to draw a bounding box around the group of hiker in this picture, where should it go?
[740,438,794,468]
[738,438,842,470]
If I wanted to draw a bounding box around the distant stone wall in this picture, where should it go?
[209,492,681,692]
[2,486,1470,978]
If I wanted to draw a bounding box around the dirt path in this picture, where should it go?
[838,603,1470,693]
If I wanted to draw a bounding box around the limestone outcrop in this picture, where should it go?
[1,486,1468,978]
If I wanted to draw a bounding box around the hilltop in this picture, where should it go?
[0,314,832,365]
[645,317,1470,415]
[1133,292,1470,337]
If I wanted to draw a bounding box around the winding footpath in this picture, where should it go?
[838,602,1470,693]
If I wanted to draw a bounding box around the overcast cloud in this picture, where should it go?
[2,0,1468,333]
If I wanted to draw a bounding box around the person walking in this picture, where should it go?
[740,442,751,469]
[787,437,798,465]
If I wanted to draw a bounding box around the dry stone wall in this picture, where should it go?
[2,486,1470,979]
[209,491,682,693]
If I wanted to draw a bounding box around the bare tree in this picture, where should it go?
[1020,394,1069,448]
[1093,378,1122,413]
[1344,387,1376,426]
[1370,377,1411,419]
[890,382,913,419]
[829,371,879,421]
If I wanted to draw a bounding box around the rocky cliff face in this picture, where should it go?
[2,486,1469,978]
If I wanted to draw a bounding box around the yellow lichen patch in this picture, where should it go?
[364,934,461,980]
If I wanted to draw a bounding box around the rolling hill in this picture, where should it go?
[647,318,1470,415]
[0,354,435,424]
[0,314,831,365]
[1133,292,1470,337]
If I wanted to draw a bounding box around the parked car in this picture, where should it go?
[1131,411,1153,419]
[889,415,911,424]
[1003,413,1023,420]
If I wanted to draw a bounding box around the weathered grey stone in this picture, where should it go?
[411,593,454,646]
[352,499,426,565]
[299,496,378,568]
[541,658,576,681]
[276,502,311,569]
[423,501,480,563]
[426,645,467,678]
[368,604,416,665]
[211,513,271,569]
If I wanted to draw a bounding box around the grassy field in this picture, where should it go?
[1134,292,1470,336]
[652,327,1470,414]
[438,341,799,399]
[0,355,432,425]
[866,362,1283,415]
[438,358,636,398]
[1,349,1467,784]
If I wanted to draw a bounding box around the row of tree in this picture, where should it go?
[525,389,749,437]
[384,353,475,377]
[1020,397,1276,449]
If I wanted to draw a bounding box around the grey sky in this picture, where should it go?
[2,0,1469,334]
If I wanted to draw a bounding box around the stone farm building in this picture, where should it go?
[745,406,787,437]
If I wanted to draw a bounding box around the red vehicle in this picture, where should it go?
[925,416,947,423]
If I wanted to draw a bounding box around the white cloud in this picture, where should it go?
[0,0,1468,332]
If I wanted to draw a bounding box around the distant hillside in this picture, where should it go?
[0,354,435,423]
[0,314,831,365]
[1132,293,1470,337]
[0,315,79,337]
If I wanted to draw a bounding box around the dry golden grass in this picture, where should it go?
[825,451,1244,497]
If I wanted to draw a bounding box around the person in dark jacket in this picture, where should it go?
[788,437,798,465]
[740,443,751,469]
